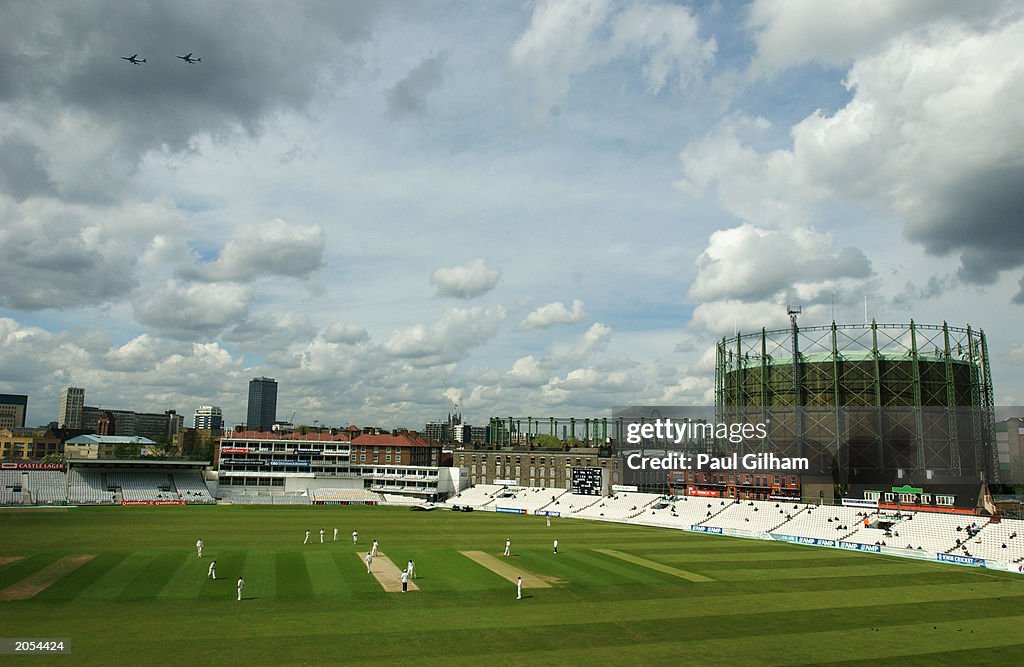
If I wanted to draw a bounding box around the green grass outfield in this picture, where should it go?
[2,505,1024,666]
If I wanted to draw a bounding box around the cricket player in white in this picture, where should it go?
[546,516,551,527]
[320,528,325,544]
[352,530,358,544]
[516,576,522,600]
[365,552,373,573]
[371,540,379,557]
[408,559,416,579]
[503,538,511,557]
[208,560,217,580]
[196,539,203,558]
[236,576,244,601]
[333,528,339,542]
[304,529,311,544]
[553,539,558,554]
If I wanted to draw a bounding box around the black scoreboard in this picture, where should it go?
[571,467,603,496]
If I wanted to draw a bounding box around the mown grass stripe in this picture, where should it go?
[596,549,713,582]
[76,551,160,600]
[302,550,347,597]
[0,554,61,590]
[275,551,313,598]
[37,552,126,601]
[117,551,188,600]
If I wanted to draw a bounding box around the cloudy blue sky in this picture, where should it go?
[2,0,1022,429]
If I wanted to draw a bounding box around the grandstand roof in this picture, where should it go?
[221,431,351,442]
[351,433,438,448]
[65,434,156,445]
[68,458,208,469]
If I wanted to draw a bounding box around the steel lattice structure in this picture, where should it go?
[716,320,997,484]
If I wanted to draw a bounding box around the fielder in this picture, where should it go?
[553,539,558,554]
[371,539,379,557]
[352,530,358,544]
[407,559,416,579]
[196,538,203,558]
[516,576,522,600]
[546,516,551,527]
[320,528,325,544]
[208,560,217,580]
[333,528,339,542]
[236,576,245,601]
[304,529,311,544]
[365,552,373,573]
[503,538,511,557]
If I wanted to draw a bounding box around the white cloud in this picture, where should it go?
[746,0,1015,75]
[133,280,252,340]
[322,323,370,345]
[509,0,715,122]
[688,224,871,303]
[519,299,588,330]
[681,15,1024,288]
[384,306,507,364]
[182,219,325,283]
[429,259,502,299]
[0,195,185,310]
[506,355,550,387]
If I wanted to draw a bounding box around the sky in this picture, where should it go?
[1,0,1023,429]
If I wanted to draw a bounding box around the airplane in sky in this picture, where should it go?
[121,54,146,65]
[176,53,201,64]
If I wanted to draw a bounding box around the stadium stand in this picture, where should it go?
[767,504,865,540]
[309,488,383,503]
[25,470,67,505]
[172,471,215,504]
[106,471,176,502]
[483,487,568,513]
[443,484,506,508]
[68,468,115,504]
[958,518,1024,562]
[571,492,661,521]
[548,492,605,515]
[1,469,19,505]
[632,495,718,529]
[859,511,986,553]
[699,499,801,534]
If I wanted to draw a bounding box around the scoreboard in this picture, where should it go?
[571,467,603,496]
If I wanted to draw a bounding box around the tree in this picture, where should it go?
[533,434,562,450]
[40,453,66,465]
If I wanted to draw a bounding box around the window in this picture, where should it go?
[386,455,391,463]
[936,495,955,506]
[884,492,894,502]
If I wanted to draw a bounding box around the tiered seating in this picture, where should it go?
[768,504,863,540]
[633,495,719,529]
[875,512,985,554]
[960,518,1024,562]
[573,492,661,521]
[548,493,605,515]
[172,471,215,504]
[68,469,114,504]
[382,493,423,505]
[701,499,801,534]
[444,484,505,508]
[107,471,174,501]
[26,471,66,505]
[309,488,382,503]
[486,487,567,512]
[1,469,20,504]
